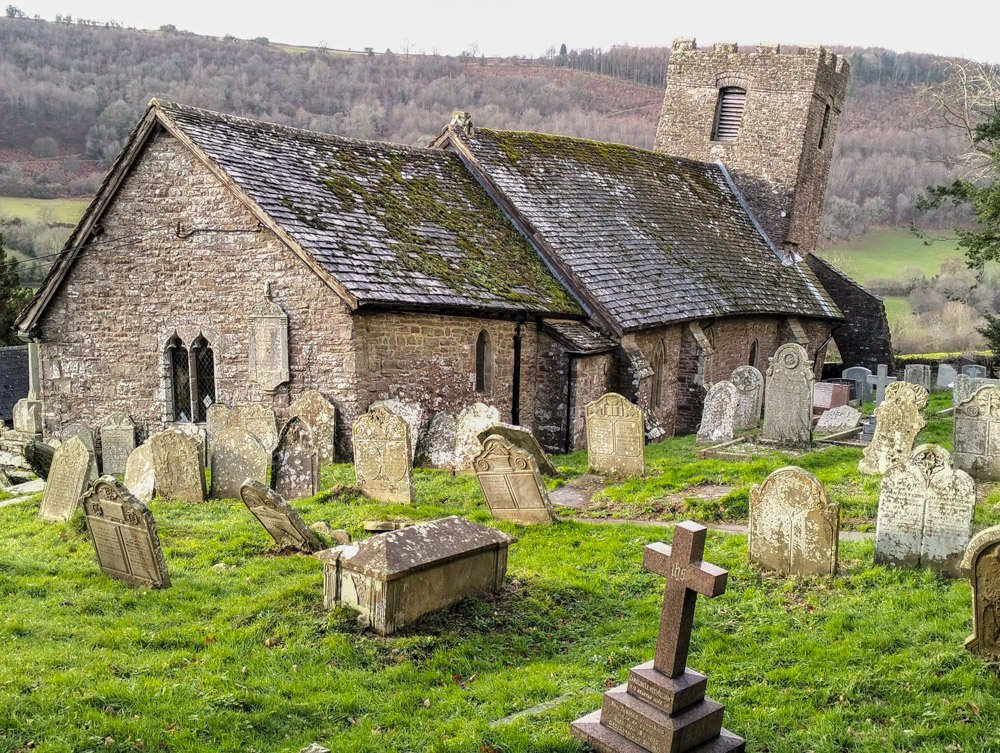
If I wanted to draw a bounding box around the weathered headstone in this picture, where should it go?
[815,405,862,434]
[209,427,269,500]
[937,363,958,390]
[476,422,558,476]
[123,443,155,503]
[903,364,932,391]
[206,403,242,445]
[418,410,457,469]
[858,381,928,475]
[271,416,319,499]
[729,365,763,431]
[748,466,839,576]
[99,412,135,476]
[248,282,290,391]
[813,382,850,414]
[62,423,99,480]
[762,343,813,446]
[696,381,738,445]
[173,423,208,466]
[80,477,170,588]
[953,375,1000,407]
[149,429,206,503]
[240,479,323,553]
[372,399,425,463]
[241,403,279,452]
[352,405,413,504]
[12,398,42,436]
[291,390,338,463]
[961,525,1000,660]
[570,521,744,753]
[842,365,873,403]
[22,438,54,480]
[586,393,645,476]
[963,364,988,379]
[474,434,556,523]
[454,402,501,471]
[37,436,96,521]
[876,444,975,576]
[953,385,1000,480]
[866,364,897,407]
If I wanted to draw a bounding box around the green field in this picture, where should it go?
[881,294,915,323]
[816,228,967,285]
[0,196,89,224]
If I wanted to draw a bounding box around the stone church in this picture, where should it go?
[13,40,890,455]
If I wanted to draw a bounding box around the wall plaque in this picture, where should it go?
[248,282,289,391]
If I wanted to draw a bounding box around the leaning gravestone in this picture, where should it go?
[372,399,425,463]
[206,403,242,445]
[937,364,958,390]
[240,480,323,553]
[476,422,558,476]
[570,521,744,752]
[842,366,873,403]
[61,423,99,480]
[80,477,170,588]
[729,365,763,431]
[964,364,988,378]
[696,381,739,445]
[858,381,928,475]
[961,525,1000,660]
[22,439,54,480]
[352,405,413,504]
[149,429,206,503]
[815,405,862,434]
[241,403,279,452]
[586,393,645,476]
[271,416,319,499]
[418,411,457,469]
[123,444,155,504]
[876,444,975,576]
[953,385,1000,480]
[99,413,135,476]
[762,343,813,446]
[454,402,501,471]
[904,364,932,392]
[474,434,556,524]
[37,436,96,521]
[290,390,338,463]
[209,427,269,500]
[748,466,839,576]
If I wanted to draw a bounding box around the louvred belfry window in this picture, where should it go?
[711,87,747,142]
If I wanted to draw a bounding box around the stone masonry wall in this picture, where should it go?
[533,330,571,453]
[570,352,615,450]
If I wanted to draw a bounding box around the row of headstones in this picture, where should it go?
[842,363,995,404]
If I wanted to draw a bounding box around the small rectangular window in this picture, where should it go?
[818,104,831,149]
[712,87,746,142]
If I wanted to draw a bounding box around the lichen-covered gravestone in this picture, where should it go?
[875,444,975,576]
[239,480,323,553]
[352,405,413,504]
[953,385,1000,481]
[842,366,873,403]
[291,390,338,463]
[729,365,763,431]
[748,466,839,576]
[418,411,457,469]
[762,343,814,445]
[123,444,155,503]
[99,413,135,476]
[37,436,97,521]
[815,405,862,434]
[209,427,270,500]
[953,375,1000,407]
[963,364,988,378]
[271,416,319,499]
[241,403,279,452]
[586,392,645,476]
[149,429,206,503]
[81,477,170,588]
[476,422,558,476]
[173,423,208,466]
[474,434,556,524]
[61,423,99,481]
[206,403,242,445]
[23,438,54,480]
[961,525,1000,660]
[696,381,739,445]
[904,364,932,391]
[372,399,425,463]
[858,381,928,475]
[454,402,501,471]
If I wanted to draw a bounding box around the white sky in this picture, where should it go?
[14,0,1000,64]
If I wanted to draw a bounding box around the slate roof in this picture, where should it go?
[447,127,841,332]
[540,319,618,353]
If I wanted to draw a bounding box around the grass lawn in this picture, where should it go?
[0,197,89,225]
[2,393,999,752]
[882,295,915,325]
[815,228,968,285]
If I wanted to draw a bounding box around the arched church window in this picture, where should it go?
[167,335,191,423]
[711,87,746,142]
[749,339,758,368]
[652,340,666,409]
[475,330,492,394]
[191,335,216,422]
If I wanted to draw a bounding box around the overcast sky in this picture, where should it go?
[14,0,999,64]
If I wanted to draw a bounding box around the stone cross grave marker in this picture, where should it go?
[62,423,99,480]
[586,392,645,476]
[858,381,928,475]
[866,364,897,407]
[748,466,839,576]
[876,444,975,576]
[206,403,242,445]
[123,444,155,504]
[239,480,324,553]
[570,521,745,753]
[37,436,97,521]
[81,477,170,588]
[937,364,957,390]
[842,366,873,403]
[209,427,270,500]
[904,364,932,392]
[815,405,861,434]
[696,381,738,445]
[474,434,556,523]
[291,390,338,463]
[961,525,1000,660]
[352,405,413,504]
[241,403,279,452]
[149,429,206,503]
[762,343,813,446]
[953,385,1000,481]
[99,412,135,476]
[963,364,988,379]
[729,365,763,432]
[271,416,319,500]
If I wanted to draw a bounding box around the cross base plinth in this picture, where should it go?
[570,711,745,753]
[602,683,723,753]
[627,662,707,714]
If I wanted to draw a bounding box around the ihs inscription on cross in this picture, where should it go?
[643,520,728,678]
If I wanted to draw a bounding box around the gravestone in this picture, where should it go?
[123,444,155,503]
[748,466,839,576]
[903,364,932,392]
[860,416,877,444]
[248,282,290,391]
[352,405,413,504]
[37,436,96,521]
[209,427,269,500]
[953,375,1000,407]
[876,444,975,576]
[866,364,897,407]
[842,366,873,403]
[474,434,556,523]
[418,411,457,469]
[937,364,958,390]
[762,343,813,446]
[62,423,99,480]
[476,422,558,476]
[815,405,862,434]
[372,399,425,463]
[173,423,208,466]
[454,402,502,471]
[825,378,859,403]
[206,403,242,445]
[953,385,1000,480]
[586,393,645,476]
[291,390,338,463]
[570,521,744,753]
[22,438,54,480]
[99,412,135,476]
[858,381,928,475]
[80,477,170,588]
[13,398,42,437]
[729,365,763,431]
[696,381,738,445]
[963,364,988,378]
[241,403,279,452]
[271,416,320,499]
[240,479,323,553]
[813,382,850,414]
[149,429,206,503]
[961,525,1000,660]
